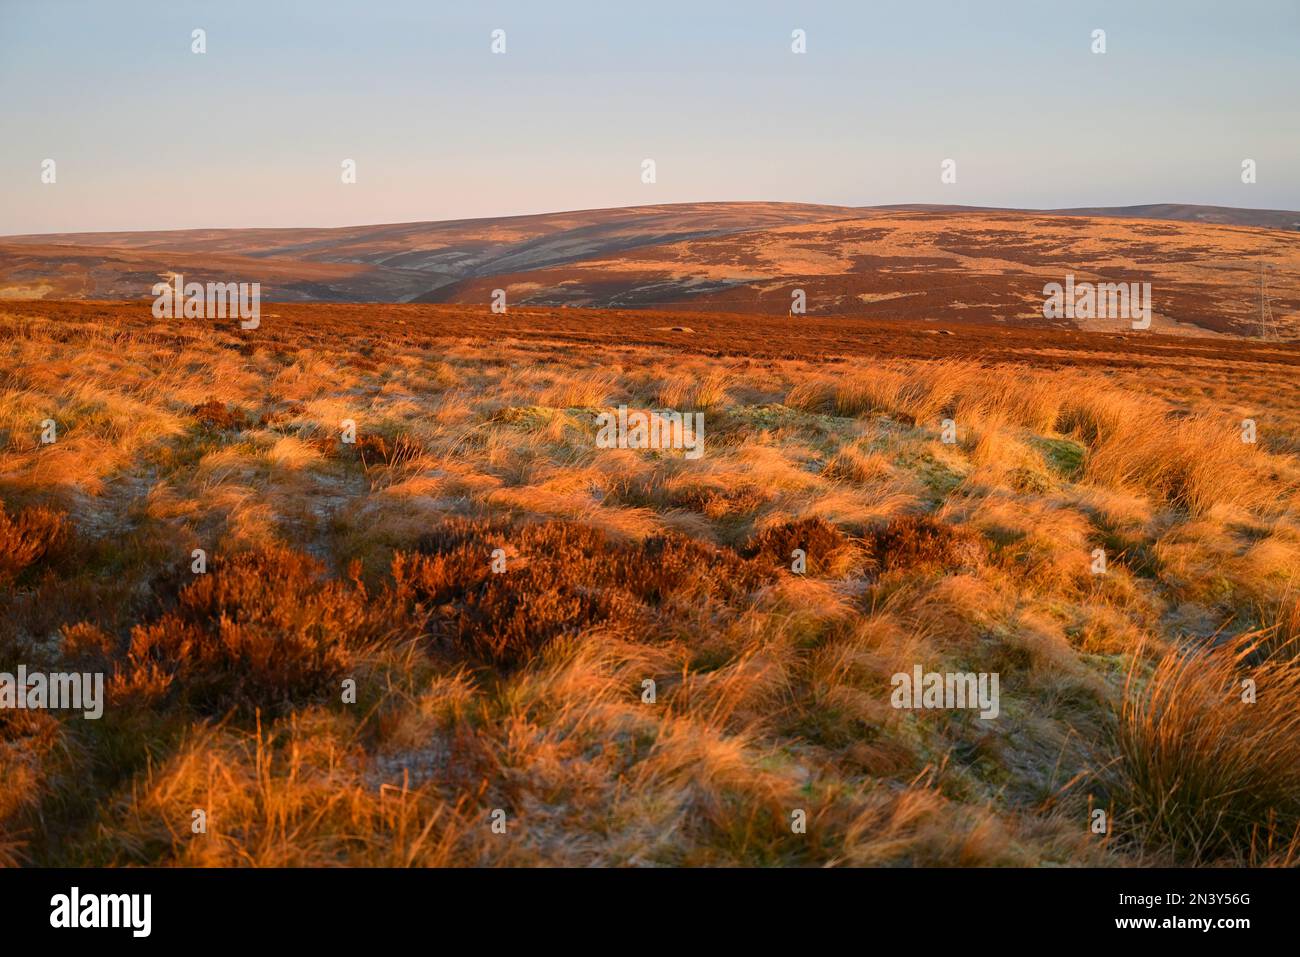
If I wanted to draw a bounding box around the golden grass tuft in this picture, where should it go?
[1110,634,1300,863]
[538,369,617,408]
[1083,413,1262,515]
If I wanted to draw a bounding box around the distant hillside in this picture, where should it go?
[2,202,1296,337]
[0,203,861,301]
[872,203,1300,232]
[416,209,1300,338]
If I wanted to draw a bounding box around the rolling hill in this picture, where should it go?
[2,202,1297,337]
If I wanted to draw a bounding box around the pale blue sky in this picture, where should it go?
[1,0,1296,233]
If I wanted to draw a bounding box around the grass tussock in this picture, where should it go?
[1082,415,1261,515]
[1110,634,1300,863]
[658,370,732,410]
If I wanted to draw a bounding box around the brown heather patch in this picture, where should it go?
[395,517,773,667]
[743,517,856,576]
[869,514,985,574]
[0,503,71,586]
[117,545,409,716]
[190,399,249,432]
[666,482,767,520]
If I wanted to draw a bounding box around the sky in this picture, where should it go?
[1,0,1297,234]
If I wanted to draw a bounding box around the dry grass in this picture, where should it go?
[1109,634,1300,864]
[1075,408,1263,515]
[1,302,1297,867]
[657,369,732,410]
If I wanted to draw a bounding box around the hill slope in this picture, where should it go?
[2,202,1297,337]
[421,209,1300,337]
